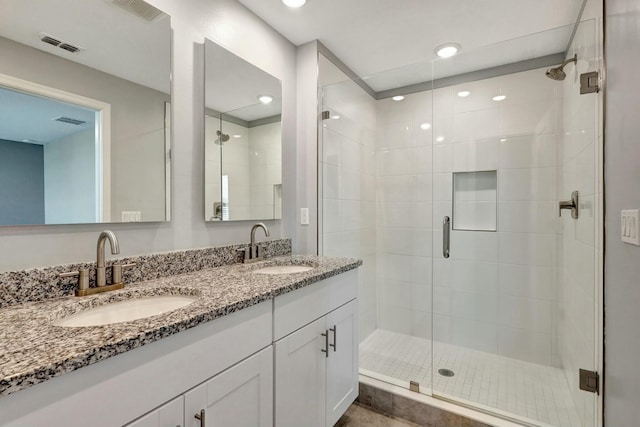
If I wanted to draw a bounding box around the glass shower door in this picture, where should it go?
[430,21,601,427]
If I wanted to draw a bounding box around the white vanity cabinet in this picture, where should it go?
[125,396,184,427]
[183,347,273,427]
[0,268,359,427]
[274,269,358,427]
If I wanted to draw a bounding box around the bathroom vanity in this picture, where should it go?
[0,255,360,427]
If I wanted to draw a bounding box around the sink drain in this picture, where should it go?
[438,368,455,377]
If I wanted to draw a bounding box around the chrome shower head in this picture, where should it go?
[215,130,230,145]
[545,54,577,81]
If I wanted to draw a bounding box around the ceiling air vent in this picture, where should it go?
[53,116,87,126]
[39,33,83,54]
[58,43,80,53]
[111,0,165,22]
[40,34,61,47]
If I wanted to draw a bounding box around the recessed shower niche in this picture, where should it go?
[452,170,497,231]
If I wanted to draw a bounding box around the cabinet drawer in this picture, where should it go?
[274,269,357,340]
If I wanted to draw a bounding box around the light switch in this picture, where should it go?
[300,208,309,225]
[621,209,640,245]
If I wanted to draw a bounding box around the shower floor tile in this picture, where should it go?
[360,329,581,427]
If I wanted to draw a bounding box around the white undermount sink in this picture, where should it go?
[53,295,198,327]
[253,264,316,275]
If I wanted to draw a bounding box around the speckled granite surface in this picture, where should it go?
[0,255,361,397]
[0,238,292,308]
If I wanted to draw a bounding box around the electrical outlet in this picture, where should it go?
[300,208,309,225]
[621,209,640,245]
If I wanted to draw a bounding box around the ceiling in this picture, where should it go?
[0,0,171,94]
[0,87,95,144]
[238,0,586,91]
[205,39,282,121]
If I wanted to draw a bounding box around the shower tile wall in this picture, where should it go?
[249,122,282,219]
[319,54,378,340]
[557,12,602,427]
[376,67,562,366]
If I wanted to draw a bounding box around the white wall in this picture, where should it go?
[44,129,96,224]
[604,0,640,425]
[0,0,297,271]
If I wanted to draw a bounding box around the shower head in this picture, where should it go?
[215,130,230,145]
[545,54,577,81]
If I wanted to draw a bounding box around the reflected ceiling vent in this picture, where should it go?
[39,33,83,54]
[53,116,87,126]
[40,34,61,47]
[111,0,166,22]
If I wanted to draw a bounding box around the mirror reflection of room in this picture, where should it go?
[204,39,282,222]
[0,0,171,225]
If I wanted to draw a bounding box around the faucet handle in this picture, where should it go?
[59,269,89,292]
[112,263,137,285]
[237,248,250,263]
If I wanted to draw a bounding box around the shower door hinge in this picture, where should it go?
[321,110,330,120]
[409,381,420,393]
[580,71,599,94]
[579,369,599,394]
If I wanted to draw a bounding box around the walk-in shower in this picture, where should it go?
[319,19,602,427]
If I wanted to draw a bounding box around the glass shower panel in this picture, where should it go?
[319,53,436,394]
[431,21,600,427]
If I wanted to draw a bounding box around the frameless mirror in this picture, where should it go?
[204,39,282,222]
[0,0,171,225]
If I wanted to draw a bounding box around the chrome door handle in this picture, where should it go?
[329,325,337,352]
[194,409,205,427]
[443,216,450,258]
[559,190,579,219]
[321,330,329,357]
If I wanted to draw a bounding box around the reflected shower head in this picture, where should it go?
[546,54,577,81]
[215,130,230,145]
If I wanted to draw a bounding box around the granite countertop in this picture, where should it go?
[0,255,361,397]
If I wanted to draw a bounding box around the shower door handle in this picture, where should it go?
[559,191,579,219]
[443,216,450,258]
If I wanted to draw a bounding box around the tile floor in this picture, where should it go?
[360,329,581,427]
[335,403,421,427]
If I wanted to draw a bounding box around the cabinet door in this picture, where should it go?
[325,300,359,427]
[275,317,327,427]
[184,346,273,427]
[125,396,183,427]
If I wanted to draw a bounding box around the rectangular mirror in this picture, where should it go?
[204,39,282,222]
[0,0,171,225]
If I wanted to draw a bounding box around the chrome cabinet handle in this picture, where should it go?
[321,330,329,357]
[329,325,337,352]
[194,409,205,427]
[443,216,450,258]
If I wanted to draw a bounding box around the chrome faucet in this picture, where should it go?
[96,230,120,287]
[243,223,270,263]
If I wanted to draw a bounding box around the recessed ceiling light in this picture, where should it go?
[282,0,306,7]
[500,138,507,142]
[392,95,405,102]
[435,43,460,58]
[258,95,273,104]
[492,95,507,102]
[436,136,445,142]
[233,134,242,138]
[457,90,470,98]
[331,115,340,119]
[420,123,431,130]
